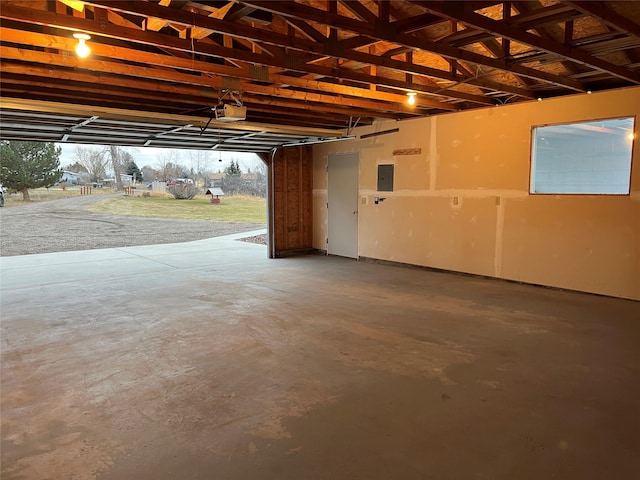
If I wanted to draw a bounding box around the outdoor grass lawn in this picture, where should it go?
[1,186,112,207]
[88,194,267,224]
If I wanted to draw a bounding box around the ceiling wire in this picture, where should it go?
[191,12,196,71]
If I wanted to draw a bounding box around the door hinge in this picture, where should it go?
[326,202,329,209]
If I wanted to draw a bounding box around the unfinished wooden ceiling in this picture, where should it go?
[1,1,640,151]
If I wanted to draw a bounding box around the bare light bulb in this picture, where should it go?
[73,33,91,58]
[407,92,417,106]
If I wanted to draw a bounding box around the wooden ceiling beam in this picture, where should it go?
[0,61,217,103]
[105,8,142,30]
[340,35,381,50]
[239,97,380,122]
[0,65,384,124]
[383,46,415,58]
[144,17,169,32]
[204,2,235,20]
[442,27,492,47]
[1,96,346,138]
[391,13,443,34]
[0,27,494,105]
[0,3,509,102]
[222,3,271,24]
[509,3,582,30]
[0,46,426,116]
[235,0,583,91]
[444,3,582,46]
[245,113,343,130]
[338,0,377,24]
[564,1,640,39]
[82,0,501,91]
[282,16,328,43]
[415,1,640,84]
[378,0,390,24]
[0,82,171,114]
[0,93,165,120]
[511,2,587,81]
[80,0,541,95]
[0,74,192,109]
[0,27,457,110]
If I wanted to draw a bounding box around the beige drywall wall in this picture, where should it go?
[313,86,640,300]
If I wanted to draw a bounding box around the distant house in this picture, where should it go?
[60,171,81,185]
[208,173,225,187]
[103,173,134,186]
[208,172,258,187]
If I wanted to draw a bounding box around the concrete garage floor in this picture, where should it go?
[1,232,639,480]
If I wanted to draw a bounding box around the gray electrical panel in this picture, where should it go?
[377,164,394,191]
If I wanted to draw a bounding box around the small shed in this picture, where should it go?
[205,187,225,204]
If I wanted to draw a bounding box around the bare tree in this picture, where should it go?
[156,151,181,182]
[254,159,267,179]
[107,145,124,190]
[105,146,134,190]
[186,150,211,188]
[74,146,108,183]
[141,166,157,183]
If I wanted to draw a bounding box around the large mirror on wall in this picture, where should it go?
[531,116,635,195]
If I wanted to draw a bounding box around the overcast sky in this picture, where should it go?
[57,143,263,174]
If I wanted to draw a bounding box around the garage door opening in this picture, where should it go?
[0,140,268,256]
[0,100,357,259]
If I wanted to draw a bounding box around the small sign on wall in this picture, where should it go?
[392,148,422,156]
[377,164,394,191]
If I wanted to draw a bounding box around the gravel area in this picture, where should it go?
[237,233,267,245]
[0,194,266,257]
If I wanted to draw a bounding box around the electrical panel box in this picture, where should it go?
[377,164,394,192]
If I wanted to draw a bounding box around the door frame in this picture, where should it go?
[327,152,359,259]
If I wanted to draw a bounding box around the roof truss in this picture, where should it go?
[1,1,639,151]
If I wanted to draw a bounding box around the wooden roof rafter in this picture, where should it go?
[0,2,507,103]
[73,0,544,96]
[411,1,640,84]
[0,0,639,151]
[234,0,583,91]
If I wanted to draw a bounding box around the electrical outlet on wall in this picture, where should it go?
[361,196,368,205]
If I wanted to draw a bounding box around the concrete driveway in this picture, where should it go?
[0,193,265,256]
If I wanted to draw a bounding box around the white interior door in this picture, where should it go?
[328,153,359,258]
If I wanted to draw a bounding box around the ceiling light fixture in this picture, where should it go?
[407,92,417,106]
[73,33,91,58]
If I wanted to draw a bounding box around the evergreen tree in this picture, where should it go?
[126,160,144,182]
[225,159,241,176]
[0,141,62,200]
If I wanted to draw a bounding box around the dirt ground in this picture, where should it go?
[0,194,265,256]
